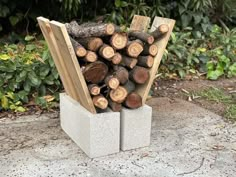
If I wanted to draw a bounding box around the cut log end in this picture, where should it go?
[93,95,108,109]
[109,86,128,103]
[126,41,143,58]
[152,24,169,39]
[111,52,122,65]
[147,36,154,44]
[105,75,120,90]
[129,66,150,84]
[121,56,137,69]
[124,92,142,109]
[88,84,101,96]
[99,44,115,60]
[76,47,87,57]
[137,55,154,68]
[84,51,97,62]
[88,38,103,51]
[149,44,158,56]
[106,23,115,35]
[159,24,169,34]
[110,33,128,50]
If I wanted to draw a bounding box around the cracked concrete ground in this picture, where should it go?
[0,97,236,177]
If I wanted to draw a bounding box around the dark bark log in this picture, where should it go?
[141,44,158,56]
[70,37,87,57]
[124,92,142,109]
[129,66,150,84]
[99,44,115,60]
[88,84,100,96]
[111,52,122,65]
[104,75,120,89]
[123,80,135,94]
[113,66,129,85]
[121,55,137,69]
[66,21,115,38]
[129,31,154,44]
[125,40,143,57]
[109,86,128,103]
[92,95,108,109]
[78,37,103,52]
[83,61,108,84]
[83,51,97,62]
[108,98,122,112]
[151,24,169,39]
[137,55,154,68]
[110,32,128,50]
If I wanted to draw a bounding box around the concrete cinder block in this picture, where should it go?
[120,105,152,151]
[60,93,120,158]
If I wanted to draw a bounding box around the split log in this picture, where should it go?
[110,33,128,50]
[83,51,97,62]
[124,92,142,109]
[111,52,122,65]
[83,61,108,84]
[126,40,143,57]
[88,84,100,96]
[104,75,120,89]
[129,66,150,84]
[92,95,108,109]
[141,44,158,56]
[109,86,128,103]
[66,21,115,38]
[151,24,169,39]
[129,31,154,44]
[113,66,129,85]
[108,98,122,112]
[121,56,137,69]
[137,55,154,68]
[99,44,115,60]
[78,37,103,52]
[123,80,135,94]
[70,37,87,57]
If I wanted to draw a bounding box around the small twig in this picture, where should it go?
[177,157,205,176]
[131,161,144,169]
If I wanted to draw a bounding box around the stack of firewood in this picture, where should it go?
[65,21,169,112]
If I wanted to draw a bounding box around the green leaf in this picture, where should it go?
[26,44,36,51]
[1,96,9,109]
[0,54,10,60]
[181,14,192,28]
[115,0,121,7]
[25,35,35,41]
[207,70,223,80]
[9,16,20,26]
[15,106,26,112]
[28,72,41,86]
[178,69,186,78]
[39,67,50,78]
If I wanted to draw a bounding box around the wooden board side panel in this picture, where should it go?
[131,16,175,104]
[130,15,151,32]
[49,21,96,114]
[37,17,77,99]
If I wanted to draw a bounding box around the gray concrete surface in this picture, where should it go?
[0,97,236,177]
[60,93,120,158]
[120,105,152,151]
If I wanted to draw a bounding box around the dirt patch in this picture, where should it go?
[152,77,236,118]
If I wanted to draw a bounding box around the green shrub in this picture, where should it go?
[0,36,61,111]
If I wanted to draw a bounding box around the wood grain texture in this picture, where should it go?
[130,16,175,104]
[49,20,96,113]
[130,15,151,32]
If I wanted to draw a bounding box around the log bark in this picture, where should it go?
[129,66,150,84]
[129,31,154,44]
[137,55,154,68]
[88,84,100,96]
[104,75,120,89]
[151,24,169,39]
[99,44,115,60]
[123,80,135,94]
[70,37,87,57]
[78,37,103,51]
[92,95,108,109]
[109,86,128,103]
[121,56,137,69]
[113,66,129,85]
[124,92,142,109]
[110,33,128,50]
[66,21,115,38]
[83,61,108,84]
[111,52,122,65]
[108,98,122,112]
[83,51,97,62]
[126,40,143,57]
[141,44,158,56]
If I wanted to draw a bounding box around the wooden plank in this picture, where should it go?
[49,20,96,114]
[130,15,151,32]
[37,17,78,100]
[130,16,175,104]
